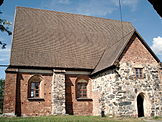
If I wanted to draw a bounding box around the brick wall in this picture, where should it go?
[65,75,93,115]
[4,72,52,116]
[19,73,52,116]
[120,37,157,64]
[3,73,17,116]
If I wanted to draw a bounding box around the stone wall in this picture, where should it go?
[160,69,162,83]
[51,70,66,115]
[91,36,162,117]
[92,63,162,117]
[92,68,119,116]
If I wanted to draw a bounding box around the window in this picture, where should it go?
[135,68,143,78]
[30,82,40,98]
[28,75,44,99]
[77,79,87,98]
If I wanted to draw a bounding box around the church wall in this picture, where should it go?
[3,70,53,116]
[65,75,93,115]
[91,37,162,117]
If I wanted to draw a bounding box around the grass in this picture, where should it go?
[153,116,162,120]
[0,115,145,122]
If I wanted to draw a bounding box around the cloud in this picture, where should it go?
[0,48,11,53]
[41,0,139,17]
[0,46,11,63]
[0,58,8,62]
[58,0,70,4]
[112,0,139,11]
[76,0,115,17]
[151,36,162,55]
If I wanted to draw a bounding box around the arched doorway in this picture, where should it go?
[137,93,144,117]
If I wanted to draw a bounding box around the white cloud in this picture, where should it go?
[0,47,11,53]
[41,0,139,17]
[0,46,11,63]
[76,0,115,16]
[58,0,70,4]
[0,58,8,62]
[151,36,162,55]
[112,0,139,11]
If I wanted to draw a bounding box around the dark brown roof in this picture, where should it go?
[11,7,135,72]
[92,31,135,74]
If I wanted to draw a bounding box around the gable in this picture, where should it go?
[120,33,159,64]
[91,32,160,75]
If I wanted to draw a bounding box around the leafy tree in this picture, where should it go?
[0,0,12,49]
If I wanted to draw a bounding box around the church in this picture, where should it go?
[3,7,162,117]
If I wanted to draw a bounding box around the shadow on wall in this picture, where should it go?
[65,76,73,115]
[15,73,23,116]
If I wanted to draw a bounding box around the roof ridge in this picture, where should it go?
[16,6,131,24]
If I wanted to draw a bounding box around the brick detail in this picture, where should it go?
[4,73,52,116]
[65,75,93,115]
[3,73,17,116]
[120,37,157,64]
[20,74,52,116]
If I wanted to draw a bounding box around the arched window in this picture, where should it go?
[28,75,44,98]
[77,79,88,98]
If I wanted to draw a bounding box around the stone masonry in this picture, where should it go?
[51,70,66,115]
[91,37,162,117]
[92,63,162,117]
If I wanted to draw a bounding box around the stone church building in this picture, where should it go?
[3,7,162,117]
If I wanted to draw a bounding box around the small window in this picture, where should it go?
[28,75,44,99]
[30,82,40,98]
[77,79,87,98]
[135,68,143,78]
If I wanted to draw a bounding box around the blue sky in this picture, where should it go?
[0,0,162,79]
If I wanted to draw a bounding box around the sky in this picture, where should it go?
[0,0,162,79]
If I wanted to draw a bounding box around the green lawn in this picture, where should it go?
[0,115,146,122]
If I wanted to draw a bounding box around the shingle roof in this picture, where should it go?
[10,7,135,72]
[92,31,135,74]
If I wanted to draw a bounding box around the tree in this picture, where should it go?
[0,0,12,49]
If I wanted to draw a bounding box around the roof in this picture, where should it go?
[10,7,159,74]
[92,31,135,74]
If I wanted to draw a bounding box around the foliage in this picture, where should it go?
[0,116,145,122]
[0,79,4,113]
[0,0,12,49]
[153,116,162,120]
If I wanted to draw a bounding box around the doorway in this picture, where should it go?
[137,93,144,117]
